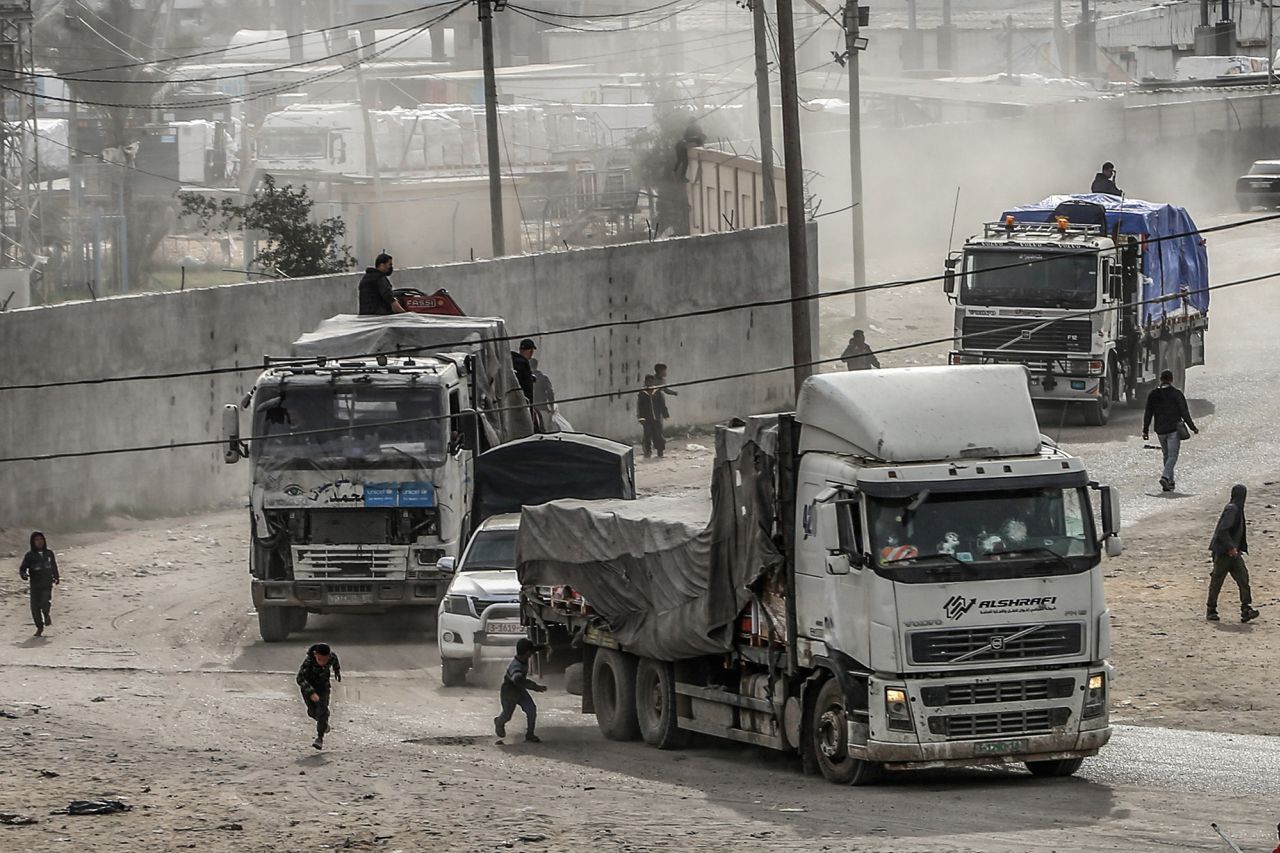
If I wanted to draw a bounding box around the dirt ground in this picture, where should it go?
[2,442,1278,852]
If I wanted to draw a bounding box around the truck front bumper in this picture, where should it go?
[865,726,1110,770]
[951,352,1104,405]
[252,578,448,613]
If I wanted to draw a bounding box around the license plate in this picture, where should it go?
[485,621,524,634]
[328,593,372,605]
[974,738,1029,756]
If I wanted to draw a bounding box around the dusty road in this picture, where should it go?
[5,216,1280,850]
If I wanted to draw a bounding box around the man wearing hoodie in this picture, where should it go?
[19,532,60,637]
[357,253,406,316]
[1207,484,1260,623]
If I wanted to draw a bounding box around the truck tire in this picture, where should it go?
[440,658,469,687]
[1081,375,1110,426]
[592,648,640,741]
[635,658,690,750]
[565,662,584,696]
[1025,757,1084,778]
[287,608,308,633]
[257,607,290,643]
[811,679,881,785]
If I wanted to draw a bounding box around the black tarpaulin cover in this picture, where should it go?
[475,433,635,522]
[517,416,785,661]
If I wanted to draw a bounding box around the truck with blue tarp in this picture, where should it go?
[943,194,1209,425]
[221,314,533,642]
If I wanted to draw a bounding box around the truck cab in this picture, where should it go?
[793,367,1116,774]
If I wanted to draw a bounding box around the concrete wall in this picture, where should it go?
[0,225,816,528]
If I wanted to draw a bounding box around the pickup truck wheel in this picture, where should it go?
[440,658,469,687]
[257,607,290,643]
[287,608,308,633]
[1238,198,1252,213]
[811,680,881,785]
[1025,757,1084,777]
[592,648,640,741]
[635,658,689,749]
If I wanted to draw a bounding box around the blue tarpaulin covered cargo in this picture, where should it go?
[1002,194,1209,327]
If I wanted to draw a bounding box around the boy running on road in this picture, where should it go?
[494,638,546,743]
[296,642,342,749]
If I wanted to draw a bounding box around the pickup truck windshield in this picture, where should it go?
[867,486,1097,575]
[461,529,517,571]
[963,250,1098,310]
[252,385,447,470]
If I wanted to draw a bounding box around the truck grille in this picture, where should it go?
[961,316,1092,354]
[928,707,1071,740]
[294,546,405,578]
[921,677,1075,707]
[909,623,1084,665]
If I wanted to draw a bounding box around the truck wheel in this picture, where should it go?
[1025,757,1084,777]
[635,658,690,749]
[257,607,290,643]
[440,658,470,687]
[811,679,881,785]
[287,608,308,633]
[1081,378,1110,426]
[592,648,640,741]
[565,662,584,696]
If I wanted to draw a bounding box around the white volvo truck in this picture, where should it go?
[223,314,531,642]
[520,365,1121,783]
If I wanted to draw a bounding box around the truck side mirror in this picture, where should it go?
[222,404,244,464]
[1099,485,1123,556]
[943,259,958,295]
[437,556,456,574]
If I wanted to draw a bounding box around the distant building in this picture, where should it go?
[684,148,787,235]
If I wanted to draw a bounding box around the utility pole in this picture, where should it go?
[775,0,813,395]
[844,3,868,322]
[1269,0,1275,93]
[350,35,386,259]
[752,0,777,225]
[479,0,505,256]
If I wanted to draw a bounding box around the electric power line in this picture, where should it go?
[3,211,1276,394]
[3,263,1278,465]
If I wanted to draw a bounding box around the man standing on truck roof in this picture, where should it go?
[1091,162,1123,196]
[357,253,406,316]
[1207,484,1260,624]
[297,642,342,750]
[494,638,546,743]
[1142,369,1198,492]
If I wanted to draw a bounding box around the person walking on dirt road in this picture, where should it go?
[19,531,59,637]
[297,642,342,749]
[494,638,546,743]
[1207,484,1260,623]
[1142,369,1198,492]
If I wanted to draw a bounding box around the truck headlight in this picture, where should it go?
[443,595,475,617]
[885,687,914,732]
[1083,672,1106,719]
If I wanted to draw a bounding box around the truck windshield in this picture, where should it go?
[259,128,328,160]
[963,250,1098,310]
[866,486,1097,575]
[251,385,448,470]
[461,529,517,571]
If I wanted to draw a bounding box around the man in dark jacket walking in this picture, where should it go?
[297,642,342,749]
[19,531,59,637]
[1142,369,1199,491]
[357,253,406,315]
[1091,162,1123,195]
[636,375,666,458]
[494,638,546,743]
[1207,484,1259,623]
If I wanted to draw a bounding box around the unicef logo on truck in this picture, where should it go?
[363,483,436,507]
